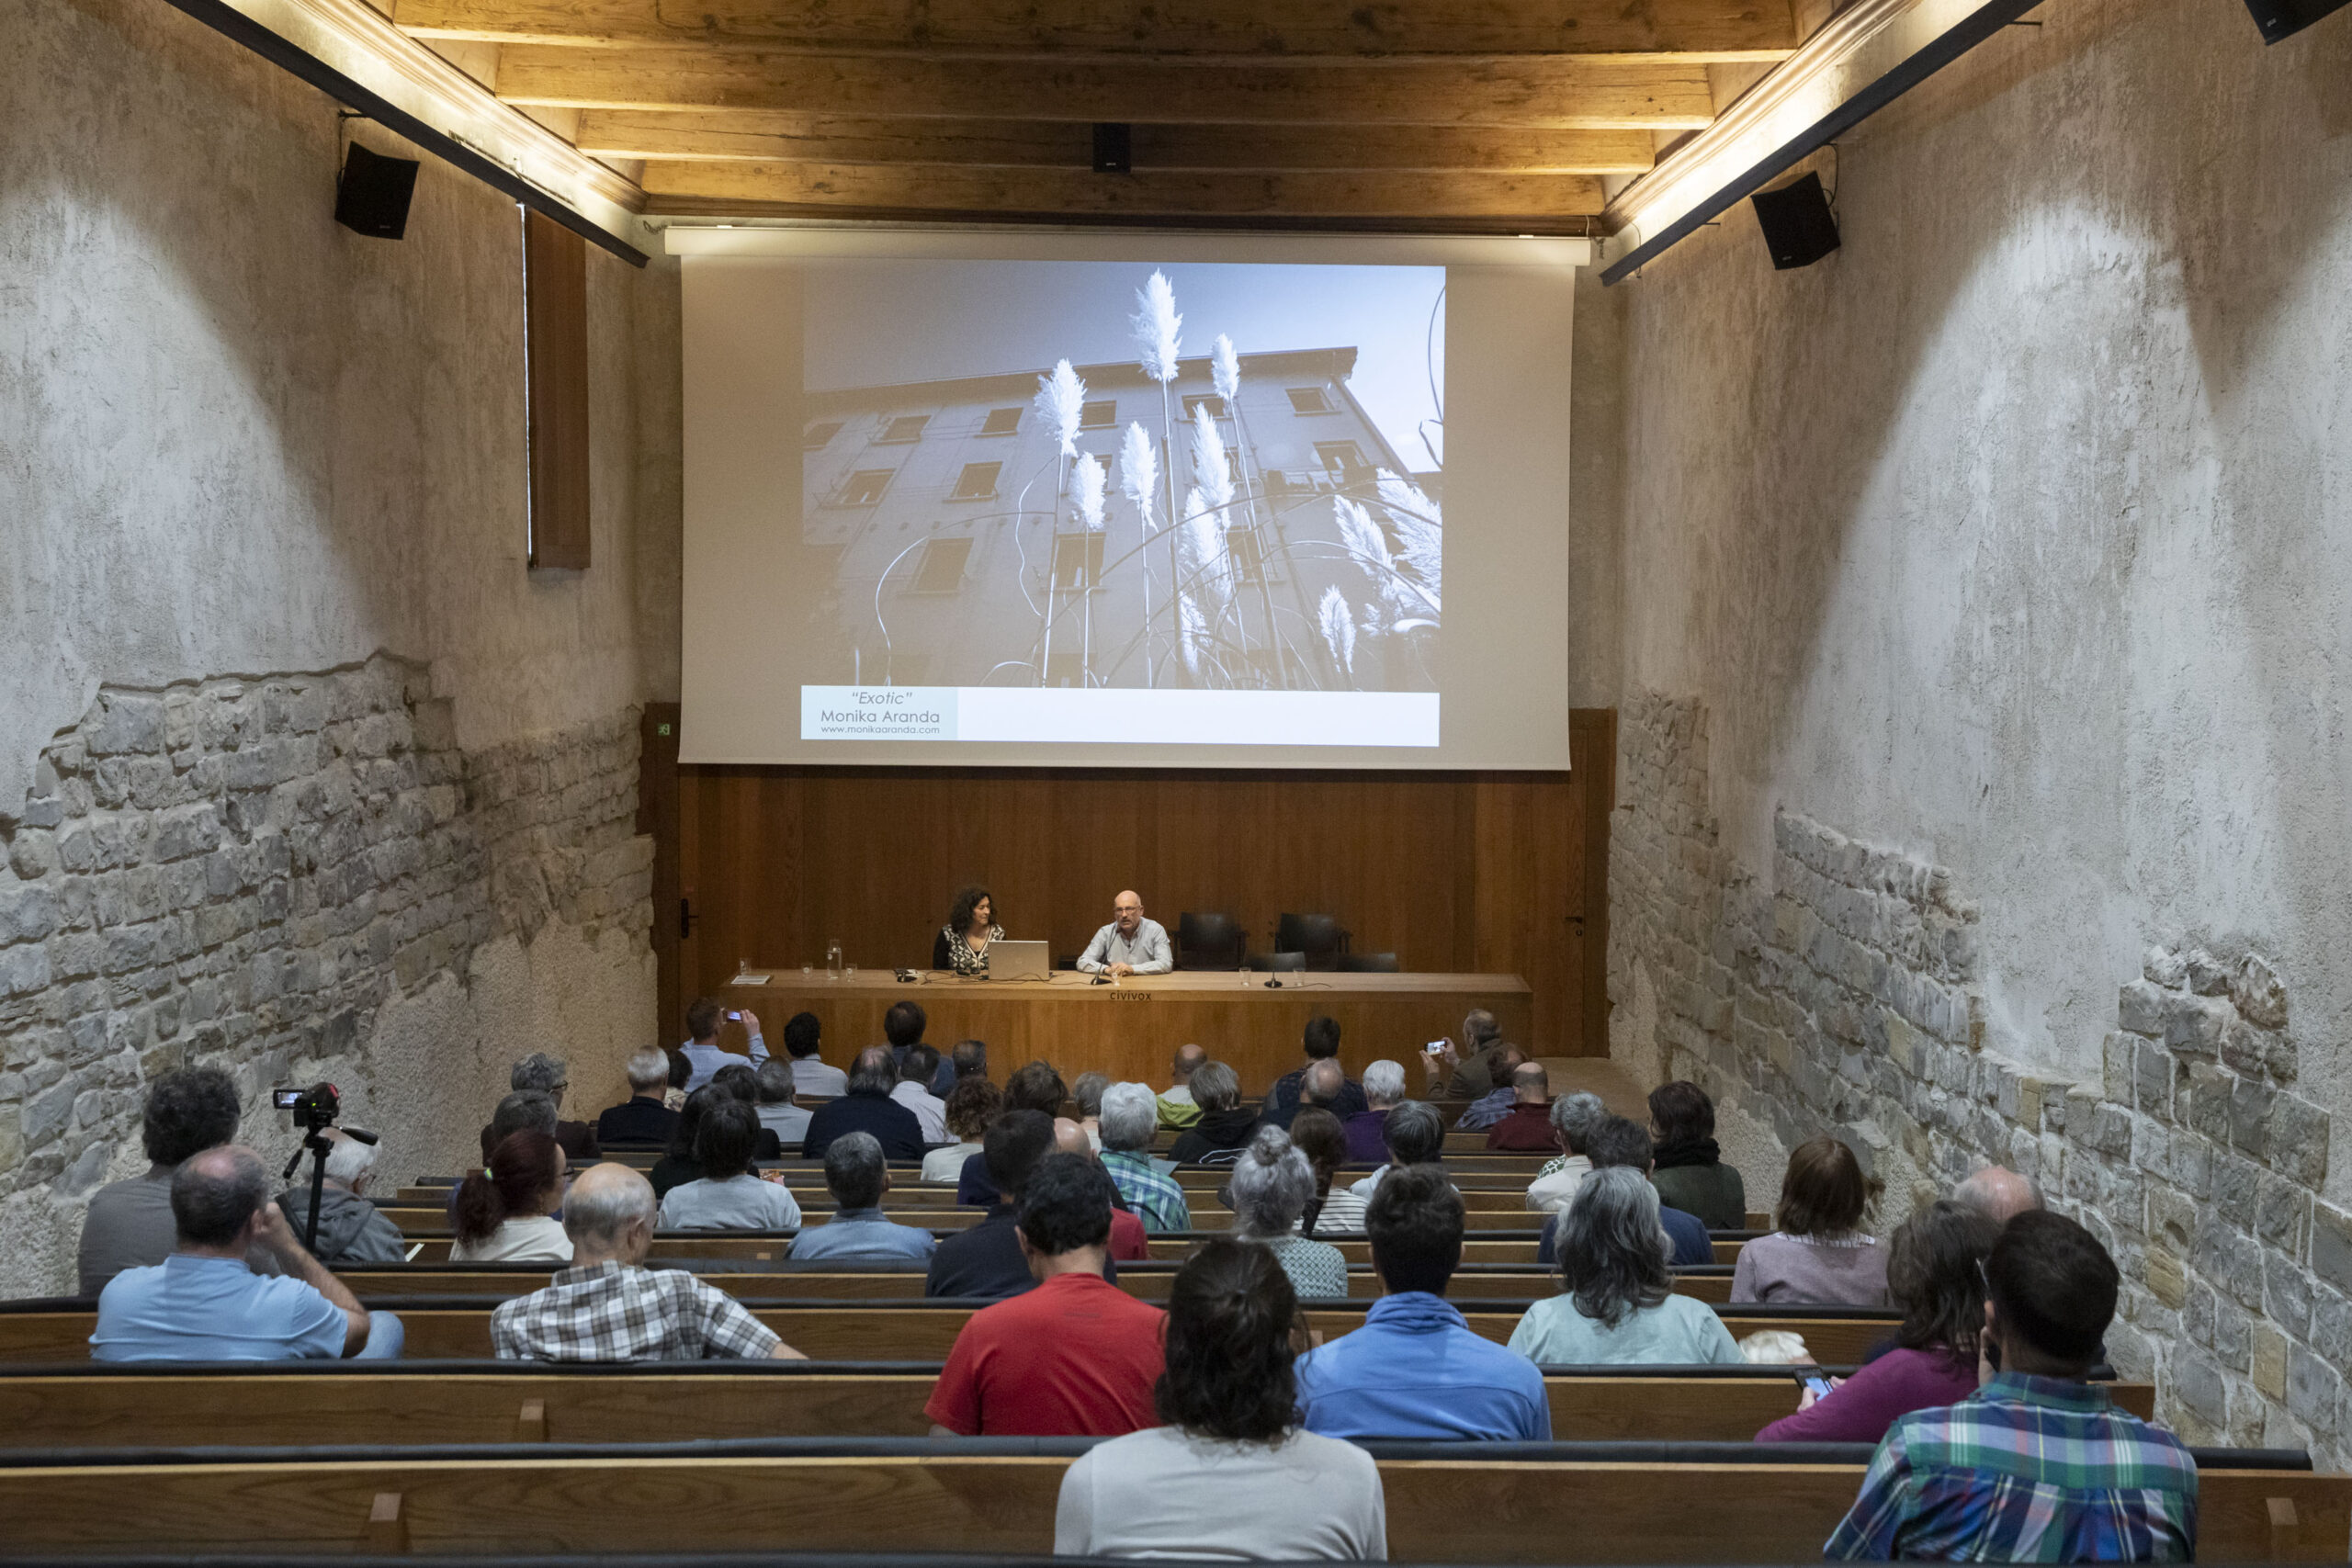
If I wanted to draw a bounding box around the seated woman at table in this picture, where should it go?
[933,885,1002,975]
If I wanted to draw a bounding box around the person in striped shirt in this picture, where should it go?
[1096,1082,1191,1233]
[1826,1209,2196,1562]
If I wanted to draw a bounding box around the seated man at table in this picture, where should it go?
[1076,889,1172,977]
[788,1132,938,1262]
[596,1048,682,1147]
[803,1047,926,1161]
[92,1146,402,1361]
[1484,1063,1559,1151]
[493,1163,806,1361]
[1268,1017,1368,1128]
[925,1153,1166,1436]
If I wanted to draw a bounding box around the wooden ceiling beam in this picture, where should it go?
[639,159,1606,219]
[498,51,1718,128]
[577,111,1657,173]
[399,0,1796,61]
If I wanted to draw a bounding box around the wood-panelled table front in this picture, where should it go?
[721,969,1532,1091]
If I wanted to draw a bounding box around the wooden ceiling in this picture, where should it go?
[390,0,1800,230]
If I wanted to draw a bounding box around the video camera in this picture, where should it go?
[272,1082,342,1134]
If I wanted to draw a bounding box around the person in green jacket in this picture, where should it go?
[1645,1080,1747,1231]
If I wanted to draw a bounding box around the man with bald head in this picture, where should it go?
[1055,1117,1150,1260]
[1953,1166,2044,1224]
[1076,890,1170,977]
[1159,1043,1208,1130]
[493,1163,805,1360]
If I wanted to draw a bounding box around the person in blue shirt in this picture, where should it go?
[788,1132,938,1262]
[1537,1115,1714,1268]
[1294,1164,1551,1440]
[679,997,768,1092]
[91,1145,403,1361]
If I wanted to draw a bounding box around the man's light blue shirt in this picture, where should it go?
[1295,1292,1552,1441]
[91,1254,348,1361]
[1076,919,1172,974]
[680,1032,768,1091]
[787,1208,938,1262]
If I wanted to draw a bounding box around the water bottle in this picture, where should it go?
[826,940,843,981]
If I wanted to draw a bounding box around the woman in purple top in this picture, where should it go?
[1733,1134,1891,1306]
[1756,1199,2002,1444]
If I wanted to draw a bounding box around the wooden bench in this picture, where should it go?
[0,1445,2330,1561]
[371,1202,1565,1237]
[397,1233,1624,1266]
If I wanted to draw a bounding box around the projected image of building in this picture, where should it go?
[800,346,1442,692]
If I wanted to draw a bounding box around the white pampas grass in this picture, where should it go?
[1073,451,1107,531]
[1374,477,1442,615]
[1189,403,1234,511]
[1034,359,1087,458]
[1334,496,1392,576]
[1131,270,1182,384]
[1317,585,1356,679]
[1212,333,1240,406]
[1180,488,1231,608]
[1117,422,1159,526]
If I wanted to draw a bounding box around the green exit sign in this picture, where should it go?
[657,723,673,736]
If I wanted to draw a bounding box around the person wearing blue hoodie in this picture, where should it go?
[1293,1164,1552,1441]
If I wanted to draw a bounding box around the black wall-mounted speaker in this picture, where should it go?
[335,142,421,240]
[2242,0,2347,42]
[1749,170,1840,270]
[1092,123,1133,174]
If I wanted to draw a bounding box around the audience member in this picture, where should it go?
[492,1164,805,1360]
[1826,1211,2196,1562]
[706,1064,785,1158]
[451,1131,572,1263]
[1157,1043,1207,1129]
[1229,1126,1349,1299]
[957,1059,1069,1205]
[1345,1099,1446,1203]
[752,1058,810,1146]
[1167,1061,1262,1167]
[650,1088,717,1199]
[1296,1165,1550,1439]
[1097,1081,1189,1234]
[1055,1239,1386,1561]
[1344,1059,1406,1164]
[481,1053,599,1162]
[1645,1080,1747,1230]
[595,1048,682,1146]
[1952,1165,2045,1225]
[1524,1092,1607,1213]
[1732,1134,1888,1307]
[1452,1045,1527,1132]
[925,1153,1165,1435]
[892,1044,950,1143]
[928,1111,1067,1298]
[79,1066,277,1293]
[1536,1116,1713,1267]
[1069,1072,1108,1148]
[944,1038,989,1094]
[678,998,768,1090]
[1057,1118,1150,1261]
[1760,1201,1999,1444]
[277,1129,406,1265]
[1483,1062,1558,1150]
[782,1011,847,1097]
[484,1089,560,1156]
[663,1048,691,1111]
[884,998,928,1066]
[1288,1107,1368,1235]
[787,1133,937,1262]
[659,1099,802,1230]
[92,1146,401,1360]
[1508,1167,1743,1365]
[1414,1008,1509,1100]
[1268,1017,1368,1128]
[802,1047,926,1160]
[923,1077,1001,1182]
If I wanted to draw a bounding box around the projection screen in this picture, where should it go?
[677,230,1577,770]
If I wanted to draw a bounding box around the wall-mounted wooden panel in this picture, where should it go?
[523,207,590,569]
[667,711,1614,1054]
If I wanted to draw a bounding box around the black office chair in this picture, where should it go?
[1177,912,1246,970]
[1276,913,1347,971]
[1338,952,1399,973]
[1243,951,1308,973]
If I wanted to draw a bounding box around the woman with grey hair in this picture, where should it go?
[1506,1166,1743,1365]
[1070,1071,1108,1150]
[1229,1126,1350,1299]
[1167,1061,1261,1167]
[1525,1091,1609,1213]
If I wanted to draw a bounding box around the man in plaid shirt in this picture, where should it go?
[1097,1083,1190,1233]
[1827,1210,2196,1562]
[492,1164,805,1360]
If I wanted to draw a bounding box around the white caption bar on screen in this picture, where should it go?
[800,687,1438,747]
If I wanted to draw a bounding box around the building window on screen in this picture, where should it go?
[1227,525,1272,584]
[804,421,843,450]
[878,414,930,444]
[910,536,974,593]
[979,407,1022,436]
[1181,393,1227,421]
[1046,647,1084,686]
[1052,531,1103,591]
[834,469,894,506]
[1285,387,1334,415]
[1079,400,1116,430]
[950,462,1002,501]
[1316,442,1372,483]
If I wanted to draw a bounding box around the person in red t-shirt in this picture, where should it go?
[925,1153,1166,1436]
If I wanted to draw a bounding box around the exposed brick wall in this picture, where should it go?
[1609,686,2350,1462]
[0,655,651,1295]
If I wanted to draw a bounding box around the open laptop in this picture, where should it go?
[989,940,1051,981]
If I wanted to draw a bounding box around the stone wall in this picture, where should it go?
[1609,687,2352,1462]
[0,658,652,1298]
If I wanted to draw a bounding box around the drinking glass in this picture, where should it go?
[843,964,859,985]
[800,963,813,982]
